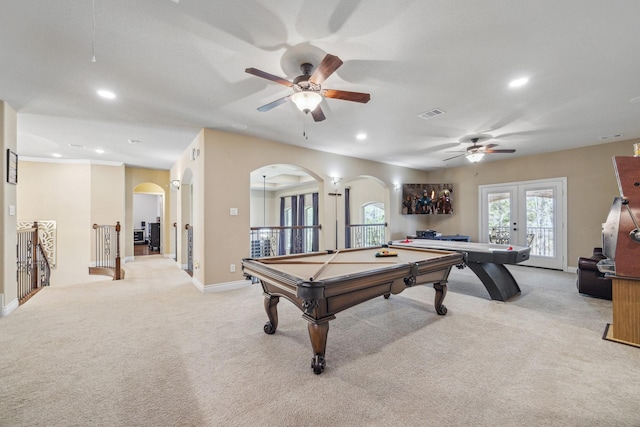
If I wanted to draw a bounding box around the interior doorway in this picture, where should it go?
[133,183,165,257]
[479,178,567,270]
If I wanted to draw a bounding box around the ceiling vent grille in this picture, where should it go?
[418,108,445,120]
[599,133,623,141]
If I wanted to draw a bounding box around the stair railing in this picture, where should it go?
[89,222,123,280]
[16,221,51,304]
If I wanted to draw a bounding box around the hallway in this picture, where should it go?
[134,244,160,257]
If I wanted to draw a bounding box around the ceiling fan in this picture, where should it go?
[245,53,371,122]
[443,134,516,163]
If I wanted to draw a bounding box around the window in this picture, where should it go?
[363,202,384,224]
[284,207,292,254]
[305,206,314,252]
[360,202,385,246]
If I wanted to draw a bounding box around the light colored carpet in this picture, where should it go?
[1,255,639,426]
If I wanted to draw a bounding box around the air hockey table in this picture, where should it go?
[391,239,531,301]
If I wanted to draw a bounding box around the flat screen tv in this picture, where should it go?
[401,184,453,215]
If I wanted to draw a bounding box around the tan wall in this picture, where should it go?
[423,138,639,266]
[197,129,429,286]
[17,161,125,285]
[1,102,18,311]
[170,130,638,287]
[170,130,204,283]
[124,167,171,259]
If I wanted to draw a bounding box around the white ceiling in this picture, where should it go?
[2,1,640,172]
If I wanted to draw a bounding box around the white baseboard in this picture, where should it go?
[2,297,19,317]
[191,278,251,293]
[124,256,135,264]
[164,253,176,260]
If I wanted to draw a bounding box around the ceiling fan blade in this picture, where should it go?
[309,54,343,85]
[322,89,370,103]
[483,143,498,150]
[485,149,516,154]
[443,153,465,161]
[245,68,293,87]
[311,106,326,122]
[257,95,292,112]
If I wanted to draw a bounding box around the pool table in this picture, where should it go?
[391,239,531,301]
[242,245,464,374]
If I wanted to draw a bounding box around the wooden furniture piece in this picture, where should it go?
[601,157,640,347]
[604,277,640,347]
[133,229,144,245]
[242,245,463,374]
[393,239,531,301]
[148,222,160,251]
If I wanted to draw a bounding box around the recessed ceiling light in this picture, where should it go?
[356,133,367,141]
[127,139,141,144]
[51,153,62,158]
[509,77,529,88]
[95,149,105,154]
[97,89,116,99]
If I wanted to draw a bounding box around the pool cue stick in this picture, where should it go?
[261,260,397,265]
[310,250,341,281]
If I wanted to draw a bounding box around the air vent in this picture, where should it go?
[599,133,623,141]
[68,144,86,149]
[418,108,445,120]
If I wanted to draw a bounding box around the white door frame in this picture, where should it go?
[479,177,567,270]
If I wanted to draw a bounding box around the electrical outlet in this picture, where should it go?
[230,264,236,273]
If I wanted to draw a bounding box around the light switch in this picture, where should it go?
[230,208,238,216]
[9,205,15,216]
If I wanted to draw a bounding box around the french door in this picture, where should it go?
[479,178,566,270]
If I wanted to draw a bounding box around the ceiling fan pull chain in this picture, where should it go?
[303,115,308,140]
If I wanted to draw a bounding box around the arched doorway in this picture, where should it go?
[249,164,321,256]
[133,182,165,257]
[178,169,194,273]
[344,176,388,248]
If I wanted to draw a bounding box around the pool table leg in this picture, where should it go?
[263,294,279,334]
[433,282,448,315]
[308,321,329,374]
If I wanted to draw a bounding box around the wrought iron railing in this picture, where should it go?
[346,223,387,248]
[16,222,51,304]
[173,222,178,262]
[249,225,321,257]
[185,224,193,276]
[90,222,123,280]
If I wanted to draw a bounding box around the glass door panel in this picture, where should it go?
[488,190,513,244]
[481,179,566,270]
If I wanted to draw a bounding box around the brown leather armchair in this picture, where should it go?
[576,247,612,300]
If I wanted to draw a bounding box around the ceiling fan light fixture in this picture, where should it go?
[466,152,485,163]
[291,91,322,113]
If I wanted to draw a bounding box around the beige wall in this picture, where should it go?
[190,129,429,287]
[170,130,205,283]
[1,102,18,313]
[170,129,638,287]
[17,161,125,285]
[423,138,639,266]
